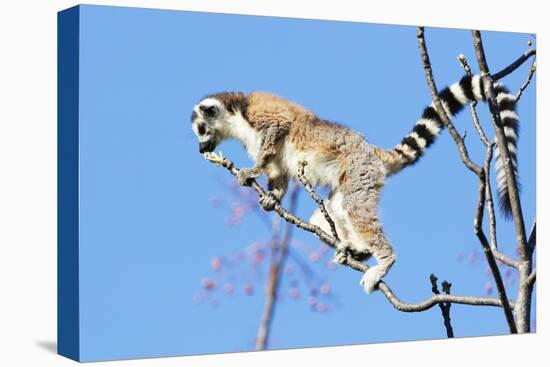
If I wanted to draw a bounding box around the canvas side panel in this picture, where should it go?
[57,5,80,362]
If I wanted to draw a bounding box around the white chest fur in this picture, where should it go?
[224,113,262,161]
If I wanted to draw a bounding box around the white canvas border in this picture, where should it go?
[0,1,545,366]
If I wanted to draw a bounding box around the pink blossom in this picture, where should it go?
[253,250,264,264]
[210,256,222,271]
[484,281,493,295]
[289,288,300,300]
[243,284,254,295]
[320,283,331,295]
[316,302,329,313]
[201,277,216,290]
[309,252,320,263]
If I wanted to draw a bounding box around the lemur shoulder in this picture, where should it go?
[191,75,520,293]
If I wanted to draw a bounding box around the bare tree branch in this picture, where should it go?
[416,28,482,176]
[430,274,454,338]
[474,145,518,333]
[297,161,340,241]
[492,48,536,81]
[528,221,536,253]
[515,58,536,101]
[457,54,519,270]
[203,152,515,313]
[472,30,533,333]
[417,27,517,333]
[526,270,536,288]
[256,183,300,350]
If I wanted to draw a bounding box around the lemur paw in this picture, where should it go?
[359,266,385,294]
[259,192,278,211]
[236,168,259,186]
[333,241,352,264]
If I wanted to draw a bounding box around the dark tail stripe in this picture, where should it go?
[413,123,437,147]
[499,98,517,111]
[439,87,463,115]
[459,75,475,101]
[401,136,422,154]
[387,74,521,220]
[421,106,444,128]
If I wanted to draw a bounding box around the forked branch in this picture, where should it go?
[417,27,517,333]
[203,152,514,313]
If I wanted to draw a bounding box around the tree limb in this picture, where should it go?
[492,48,536,81]
[297,160,340,241]
[515,58,536,101]
[256,183,300,350]
[528,221,536,253]
[457,55,519,270]
[472,30,533,333]
[417,27,517,333]
[416,28,482,176]
[203,152,514,313]
[526,270,536,288]
[430,274,454,338]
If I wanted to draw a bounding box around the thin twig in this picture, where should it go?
[430,274,454,338]
[492,48,536,81]
[528,221,536,253]
[297,160,340,242]
[418,27,517,333]
[472,30,532,333]
[458,54,518,269]
[416,28,482,176]
[515,58,536,101]
[474,145,518,333]
[526,270,536,288]
[203,152,515,312]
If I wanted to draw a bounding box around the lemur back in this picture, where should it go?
[191,74,521,292]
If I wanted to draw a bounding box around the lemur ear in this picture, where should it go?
[200,104,219,117]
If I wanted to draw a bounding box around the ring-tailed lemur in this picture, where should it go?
[190,75,520,293]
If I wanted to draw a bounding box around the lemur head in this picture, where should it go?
[191,97,224,153]
[191,92,248,153]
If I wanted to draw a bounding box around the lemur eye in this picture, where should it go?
[200,105,219,117]
[198,124,206,135]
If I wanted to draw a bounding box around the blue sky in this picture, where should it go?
[75,5,535,361]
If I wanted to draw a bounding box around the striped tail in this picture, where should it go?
[386,74,520,219]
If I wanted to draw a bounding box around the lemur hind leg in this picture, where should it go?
[340,152,396,293]
[308,191,360,264]
[308,191,371,265]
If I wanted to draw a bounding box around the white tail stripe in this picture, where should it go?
[418,118,442,136]
[500,109,519,121]
[472,75,484,101]
[409,132,427,149]
[496,93,516,103]
[450,82,469,104]
[398,144,417,159]
[504,126,517,140]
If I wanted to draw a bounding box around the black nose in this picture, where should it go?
[199,141,214,153]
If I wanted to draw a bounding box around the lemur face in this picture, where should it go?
[191,98,225,153]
